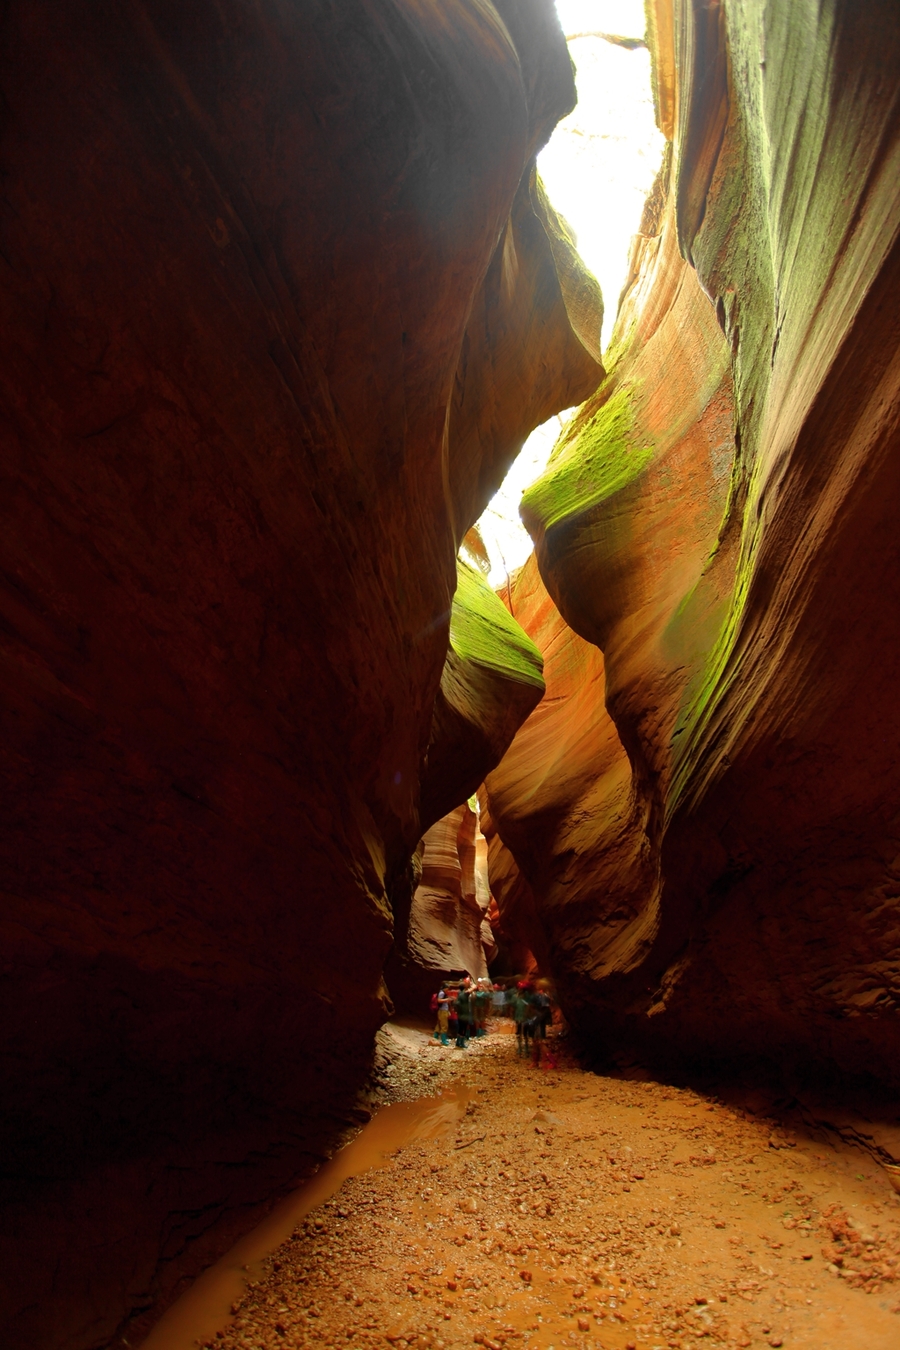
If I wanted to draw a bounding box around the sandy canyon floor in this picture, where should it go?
[193,1022,900,1350]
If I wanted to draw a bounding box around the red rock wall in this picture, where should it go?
[474,822,498,967]
[483,845,542,979]
[0,3,601,1345]
[482,553,648,987]
[405,802,495,985]
[487,0,900,1094]
[646,0,900,1087]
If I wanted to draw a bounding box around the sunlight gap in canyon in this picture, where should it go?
[475,0,665,588]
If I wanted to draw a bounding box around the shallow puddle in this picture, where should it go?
[140,1084,470,1349]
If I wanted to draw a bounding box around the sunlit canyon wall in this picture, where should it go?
[485,0,900,1094]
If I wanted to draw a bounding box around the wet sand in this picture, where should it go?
[140,1087,471,1350]
[148,1022,900,1350]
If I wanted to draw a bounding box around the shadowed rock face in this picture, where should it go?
[487,0,900,1093]
[0,2,602,1345]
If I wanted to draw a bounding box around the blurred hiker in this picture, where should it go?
[448,994,459,1044]
[532,985,552,1040]
[491,983,505,1019]
[433,987,450,1045]
[473,980,491,1036]
[523,1006,540,1058]
[513,984,531,1055]
[455,984,473,1048]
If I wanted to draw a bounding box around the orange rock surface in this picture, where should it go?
[488,0,900,1093]
[406,803,495,985]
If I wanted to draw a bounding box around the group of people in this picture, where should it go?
[430,977,494,1048]
[511,980,553,1058]
[431,976,553,1058]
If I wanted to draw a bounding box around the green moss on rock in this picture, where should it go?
[450,560,545,690]
[520,384,654,536]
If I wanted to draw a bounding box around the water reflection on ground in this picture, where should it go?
[140,1083,470,1349]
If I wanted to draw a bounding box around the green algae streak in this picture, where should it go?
[520,385,653,536]
[449,560,544,690]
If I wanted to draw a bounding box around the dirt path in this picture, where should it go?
[200,1022,900,1350]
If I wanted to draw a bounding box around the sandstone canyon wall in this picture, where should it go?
[482,551,647,993]
[485,0,900,1096]
[390,559,543,1006]
[0,3,603,1346]
[404,800,495,992]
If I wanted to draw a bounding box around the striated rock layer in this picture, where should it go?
[488,0,900,1094]
[0,2,601,1345]
[406,800,495,987]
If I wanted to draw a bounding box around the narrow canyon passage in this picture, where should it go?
[4,2,900,1346]
[177,1025,900,1350]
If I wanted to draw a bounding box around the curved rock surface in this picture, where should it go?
[489,0,900,1093]
[482,552,647,989]
[391,559,543,1004]
[420,560,546,833]
[0,2,601,1345]
[405,800,495,986]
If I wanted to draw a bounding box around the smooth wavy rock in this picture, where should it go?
[0,2,601,1345]
[481,549,654,985]
[390,561,544,1001]
[495,0,900,1092]
[419,560,546,832]
[405,801,495,986]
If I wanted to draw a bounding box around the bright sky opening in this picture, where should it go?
[474,0,665,588]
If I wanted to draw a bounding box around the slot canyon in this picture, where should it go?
[2,2,900,1348]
